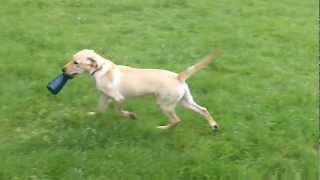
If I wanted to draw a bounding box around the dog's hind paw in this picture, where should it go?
[210,124,220,134]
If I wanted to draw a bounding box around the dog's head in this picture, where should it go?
[62,49,102,77]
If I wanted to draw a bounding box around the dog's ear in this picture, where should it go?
[87,57,98,68]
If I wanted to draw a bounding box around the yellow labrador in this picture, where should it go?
[63,49,219,131]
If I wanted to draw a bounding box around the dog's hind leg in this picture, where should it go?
[157,109,181,129]
[156,94,182,129]
[180,87,219,131]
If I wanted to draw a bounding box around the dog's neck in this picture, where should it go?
[92,59,114,80]
[90,65,103,76]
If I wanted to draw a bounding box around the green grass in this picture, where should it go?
[0,0,318,179]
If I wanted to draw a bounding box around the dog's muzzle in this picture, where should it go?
[61,68,75,78]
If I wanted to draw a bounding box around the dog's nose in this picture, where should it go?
[62,68,66,73]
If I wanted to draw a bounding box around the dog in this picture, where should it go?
[63,49,219,131]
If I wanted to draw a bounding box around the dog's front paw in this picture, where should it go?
[120,111,137,120]
[128,112,137,120]
[87,111,97,116]
[157,125,170,130]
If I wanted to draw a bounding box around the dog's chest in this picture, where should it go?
[95,78,113,93]
[95,71,120,96]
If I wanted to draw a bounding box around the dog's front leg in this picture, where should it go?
[114,99,137,120]
[87,94,110,115]
[96,94,110,113]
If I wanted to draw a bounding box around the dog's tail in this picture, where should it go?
[177,50,218,82]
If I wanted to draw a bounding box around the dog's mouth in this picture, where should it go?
[63,73,76,79]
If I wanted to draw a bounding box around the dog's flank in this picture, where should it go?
[177,51,216,82]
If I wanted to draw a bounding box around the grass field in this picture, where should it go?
[0,0,318,179]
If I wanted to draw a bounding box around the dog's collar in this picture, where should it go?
[91,62,105,76]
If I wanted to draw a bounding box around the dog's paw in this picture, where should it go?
[157,125,169,130]
[120,111,137,120]
[128,112,137,120]
[87,112,97,116]
[210,124,220,133]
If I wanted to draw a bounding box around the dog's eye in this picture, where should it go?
[74,61,79,64]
